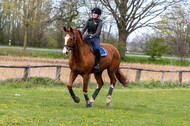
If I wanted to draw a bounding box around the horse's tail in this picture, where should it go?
[116,69,130,87]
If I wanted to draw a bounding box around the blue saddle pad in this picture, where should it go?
[100,46,107,57]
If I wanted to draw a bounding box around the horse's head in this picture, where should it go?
[62,27,75,55]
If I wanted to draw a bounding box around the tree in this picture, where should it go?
[55,0,81,28]
[143,37,167,60]
[156,5,189,60]
[52,0,83,48]
[22,0,47,50]
[185,2,190,56]
[28,0,53,48]
[100,0,182,59]
[2,0,48,49]
[0,2,8,44]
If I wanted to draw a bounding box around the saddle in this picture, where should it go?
[86,39,107,57]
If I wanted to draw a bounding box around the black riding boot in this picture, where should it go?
[94,49,101,69]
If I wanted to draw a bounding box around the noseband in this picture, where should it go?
[64,34,76,50]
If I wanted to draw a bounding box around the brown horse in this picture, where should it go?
[62,27,129,107]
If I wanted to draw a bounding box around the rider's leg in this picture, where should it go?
[91,37,100,69]
[84,35,91,42]
[91,37,100,49]
[94,50,100,69]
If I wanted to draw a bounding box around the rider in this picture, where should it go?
[82,7,103,69]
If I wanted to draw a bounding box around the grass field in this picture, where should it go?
[0,78,190,126]
[0,48,68,59]
[122,56,190,66]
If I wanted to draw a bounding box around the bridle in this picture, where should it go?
[64,34,76,50]
[64,31,85,50]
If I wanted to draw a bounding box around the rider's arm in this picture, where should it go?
[91,21,103,38]
[82,20,88,34]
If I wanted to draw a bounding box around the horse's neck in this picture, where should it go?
[71,36,88,62]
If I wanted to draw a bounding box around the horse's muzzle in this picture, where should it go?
[63,46,70,55]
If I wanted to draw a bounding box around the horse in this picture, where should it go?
[62,27,129,107]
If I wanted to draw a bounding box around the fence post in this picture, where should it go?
[179,72,182,83]
[23,67,30,81]
[135,70,142,82]
[161,72,164,84]
[56,67,61,80]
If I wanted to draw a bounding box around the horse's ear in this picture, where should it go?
[70,27,74,33]
[63,27,67,32]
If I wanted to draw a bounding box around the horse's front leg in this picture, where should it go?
[67,71,79,103]
[82,74,92,107]
[90,72,104,106]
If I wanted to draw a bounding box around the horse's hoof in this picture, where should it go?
[106,102,111,107]
[124,80,130,87]
[106,95,111,107]
[74,96,80,103]
[86,101,92,107]
[90,97,95,105]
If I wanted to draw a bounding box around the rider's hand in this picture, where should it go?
[87,35,92,39]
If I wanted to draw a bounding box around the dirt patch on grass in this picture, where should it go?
[0,56,190,83]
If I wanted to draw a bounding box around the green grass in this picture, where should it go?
[0,45,62,50]
[2,77,190,89]
[127,52,189,58]
[122,56,190,66]
[126,52,146,55]
[128,80,190,89]
[0,77,65,89]
[0,77,190,125]
[0,48,69,59]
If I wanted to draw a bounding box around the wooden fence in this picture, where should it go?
[0,65,190,83]
[120,66,190,84]
[0,65,68,81]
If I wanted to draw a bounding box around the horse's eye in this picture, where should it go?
[70,38,73,41]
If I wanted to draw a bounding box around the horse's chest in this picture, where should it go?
[69,62,90,74]
[69,55,94,74]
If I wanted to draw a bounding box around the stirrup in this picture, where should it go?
[94,63,100,69]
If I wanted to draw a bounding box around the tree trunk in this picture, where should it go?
[118,29,129,59]
[23,25,28,50]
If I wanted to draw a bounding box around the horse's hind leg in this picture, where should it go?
[90,72,104,105]
[67,71,79,103]
[106,69,117,107]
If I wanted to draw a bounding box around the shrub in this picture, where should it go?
[142,37,167,60]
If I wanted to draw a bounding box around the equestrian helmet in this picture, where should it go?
[91,7,102,15]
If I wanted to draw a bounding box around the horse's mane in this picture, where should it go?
[73,28,86,43]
